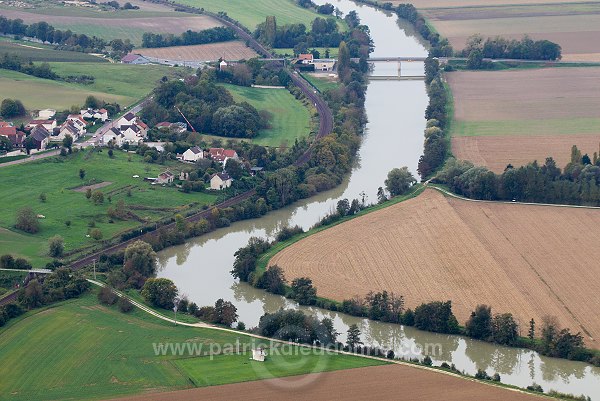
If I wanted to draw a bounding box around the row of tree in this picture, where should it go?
[141,27,236,48]
[0,52,57,80]
[436,147,600,205]
[254,16,344,49]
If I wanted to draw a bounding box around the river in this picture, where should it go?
[157,0,600,397]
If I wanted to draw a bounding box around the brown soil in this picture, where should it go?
[448,68,600,121]
[387,0,593,8]
[72,181,112,192]
[107,364,544,401]
[270,189,600,349]
[137,41,258,62]
[452,135,600,173]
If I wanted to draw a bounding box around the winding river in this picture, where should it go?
[158,0,600,397]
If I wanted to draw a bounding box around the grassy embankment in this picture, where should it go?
[0,150,217,266]
[0,270,27,298]
[176,0,346,30]
[0,290,386,401]
[198,83,314,148]
[0,62,181,110]
[272,47,339,58]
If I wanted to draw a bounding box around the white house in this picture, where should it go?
[208,148,239,164]
[115,112,137,129]
[251,348,266,362]
[210,172,232,190]
[312,59,336,71]
[182,146,203,162]
[219,60,228,70]
[37,109,56,120]
[81,108,108,122]
[26,119,56,131]
[66,114,87,135]
[55,120,81,141]
[121,53,149,65]
[298,53,314,64]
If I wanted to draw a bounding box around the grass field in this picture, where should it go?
[219,84,313,147]
[270,188,600,350]
[176,0,345,30]
[0,7,221,45]
[0,150,217,263]
[0,291,385,401]
[272,47,339,58]
[0,38,107,62]
[0,62,179,110]
[303,73,340,93]
[447,68,600,171]
[137,41,258,62]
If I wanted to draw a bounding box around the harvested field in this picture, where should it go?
[386,0,593,8]
[137,41,258,62]
[447,68,600,170]
[108,364,544,401]
[452,135,600,173]
[270,189,600,349]
[0,9,221,44]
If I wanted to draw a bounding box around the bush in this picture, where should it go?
[90,228,103,241]
[0,254,15,269]
[118,297,133,313]
[48,235,64,258]
[236,321,246,331]
[97,286,118,305]
[14,258,32,270]
[15,207,40,234]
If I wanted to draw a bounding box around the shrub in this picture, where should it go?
[14,258,32,270]
[90,228,103,241]
[118,297,133,313]
[48,235,64,257]
[15,207,40,234]
[98,286,118,305]
[236,321,246,331]
[0,254,15,269]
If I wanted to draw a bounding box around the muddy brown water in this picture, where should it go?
[158,0,600,398]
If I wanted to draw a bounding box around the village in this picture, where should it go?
[0,108,242,191]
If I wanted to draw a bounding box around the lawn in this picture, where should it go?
[0,62,180,110]
[0,150,217,264]
[303,73,340,93]
[272,47,339,58]
[176,351,384,387]
[0,291,386,401]
[177,0,345,30]
[220,83,313,147]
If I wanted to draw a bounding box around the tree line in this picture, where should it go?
[254,15,345,49]
[436,146,600,206]
[141,27,236,48]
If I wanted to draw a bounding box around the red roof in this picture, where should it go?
[0,126,17,136]
[0,121,12,128]
[122,53,142,63]
[28,119,52,126]
[299,53,313,61]
[223,149,237,158]
[99,108,107,113]
[156,122,171,127]
[137,120,148,130]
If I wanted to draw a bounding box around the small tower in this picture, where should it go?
[219,59,228,70]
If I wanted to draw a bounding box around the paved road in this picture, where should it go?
[0,149,60,168]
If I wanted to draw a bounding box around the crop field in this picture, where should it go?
[447,68,600,171]
[0,62,179,110]
[218,84,312,147]
[113,364,544,401]
[0,291,383,401]
[0,150,217,263]
[0,7,221,45]
[270,189,600,350]
[137,41,258,62]
[176,0,345,30]
[0,39,106,62]
[386,0,593,8]
[412,1,600,61]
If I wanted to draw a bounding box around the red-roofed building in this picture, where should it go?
[121,54,149,64]
[0,126,25,147]
[208,148,239,164]
[298,53,314,64]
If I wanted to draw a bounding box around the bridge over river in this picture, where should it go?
[364,56,427,80]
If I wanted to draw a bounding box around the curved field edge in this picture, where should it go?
[256,184,426,274]
[0,290,385,401]
[267,188,600,351]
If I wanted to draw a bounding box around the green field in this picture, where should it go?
[451,118,600,137]
[303,73,340,93]
[0,62,180,110]
[0,39,107,63]
[220,84,313,147]
[272,47,339,58]
[0,150,217,264]
[0,291,386,401]
[178,0,345,30]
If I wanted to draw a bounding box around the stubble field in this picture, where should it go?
[447,68,600,171]
[137,41,258,62]
[109,364,544,401]
[270,189,600,349]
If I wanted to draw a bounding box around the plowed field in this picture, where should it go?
[137,41,258,62]
[270,189,600,349]
[108,364,544,401]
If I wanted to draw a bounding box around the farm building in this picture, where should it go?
[37,109,56,120]
[312,59,336,71]
[210,172,232,190]
[208,148,238,164]
[182,146,204,162]
[26,119,56,131]
[0,126,25,148]
[298,53,314,64]
[156,171,175,184]
[121,54,149,65]
[30,125,50,150]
